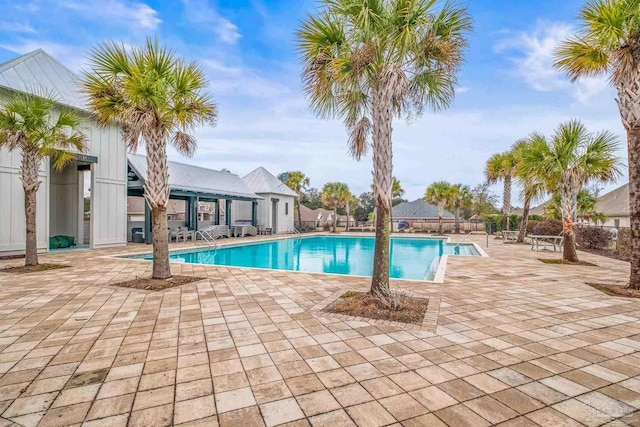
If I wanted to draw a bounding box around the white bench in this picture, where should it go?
[528,235,563,252]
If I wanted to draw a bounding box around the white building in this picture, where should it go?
[234,167,297,233]
[0,49,127,255]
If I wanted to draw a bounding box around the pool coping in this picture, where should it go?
[108,233,488,284]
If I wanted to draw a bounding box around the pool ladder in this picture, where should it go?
[194,231,218,249]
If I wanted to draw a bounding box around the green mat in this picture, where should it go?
[49,235,76,249]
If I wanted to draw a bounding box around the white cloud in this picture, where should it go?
[181,0,241,44]
[0,22,36,34]
[61,0,161,30]
[495,20,611,103]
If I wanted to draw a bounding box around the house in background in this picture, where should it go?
[391,199,454,231]
[0,49,127,256]
[235,167,297,233]
[296,205,355,229]
[595,183,629,228]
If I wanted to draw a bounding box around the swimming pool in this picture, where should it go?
[124,235,481,281]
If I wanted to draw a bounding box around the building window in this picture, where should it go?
[615,219,620,228]
[285,203,289,215]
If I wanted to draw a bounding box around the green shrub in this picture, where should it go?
[322,223,331,231]
[532,219,562,236]
[529,214,544,221]
[509,214,521,231]
[484,214,501,234]
[576,227,612,250]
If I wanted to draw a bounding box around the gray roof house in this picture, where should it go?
[392,199,454,220]
[595,183,629,227]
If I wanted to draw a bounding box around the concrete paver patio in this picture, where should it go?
[0,234,639,426]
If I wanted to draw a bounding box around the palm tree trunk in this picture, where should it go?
[617,82,640,288]
[438,206,444,234]
[333,206,337,233]
[144,130,171,279]
[517,195,531,243]
[502,175,511,231]
[21,150,40,266]
[151,206,170,278]
[454,208,460,234]
[296,198,302,230]
[370,86,393,296]
[561,186,579,263]
[345,203,350,232]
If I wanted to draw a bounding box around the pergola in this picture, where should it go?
[127,154,261,243]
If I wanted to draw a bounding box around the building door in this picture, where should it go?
[271,198,279,233]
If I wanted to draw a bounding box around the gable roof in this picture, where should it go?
[596,183,629,217]
[127,154,261,201]
[243,167,298,197]
[392,199,454,219]
[0,49,86,111]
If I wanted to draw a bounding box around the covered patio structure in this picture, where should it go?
[126,154,261,243]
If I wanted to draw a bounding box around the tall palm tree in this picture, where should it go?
[520,120,621,262]
[554,0,640,286]
[345,193,359,232]
[486,150,518,232]
[447,183,472,234]
[425,181,452,234]
[297,0,471,295]
[82,38,218,279]
[322,182,350,232]
[512,139,544,243]
[0,93,87,266]
[279,171,310,229]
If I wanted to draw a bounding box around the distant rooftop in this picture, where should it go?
[392,199,453,219]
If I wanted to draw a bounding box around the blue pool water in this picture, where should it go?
[126,236,480,281]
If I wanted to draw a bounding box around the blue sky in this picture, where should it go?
[0,0,628,204]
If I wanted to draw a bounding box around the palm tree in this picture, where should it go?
[322,182,350,232]
[0,93,87,266]
[279,171,310,229]
[512,139,544,243]
[554,0,640,284]
[345,194,359,232]
[520,120,621,262]
[486,150,518,232]
[297,0,471,295]
[82,38,218,279]
[544,189,598,220]
[425,181,452,234]
[447,184,472,234]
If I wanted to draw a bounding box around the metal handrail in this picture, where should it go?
[453,231,489,248]
[194,230,217,248]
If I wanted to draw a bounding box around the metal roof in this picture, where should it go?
[243,167,298,197]
[127,154,261,201]
[0,49,87,111]
[392,199,454,219]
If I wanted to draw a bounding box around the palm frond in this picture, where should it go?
[553,37,610,81]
